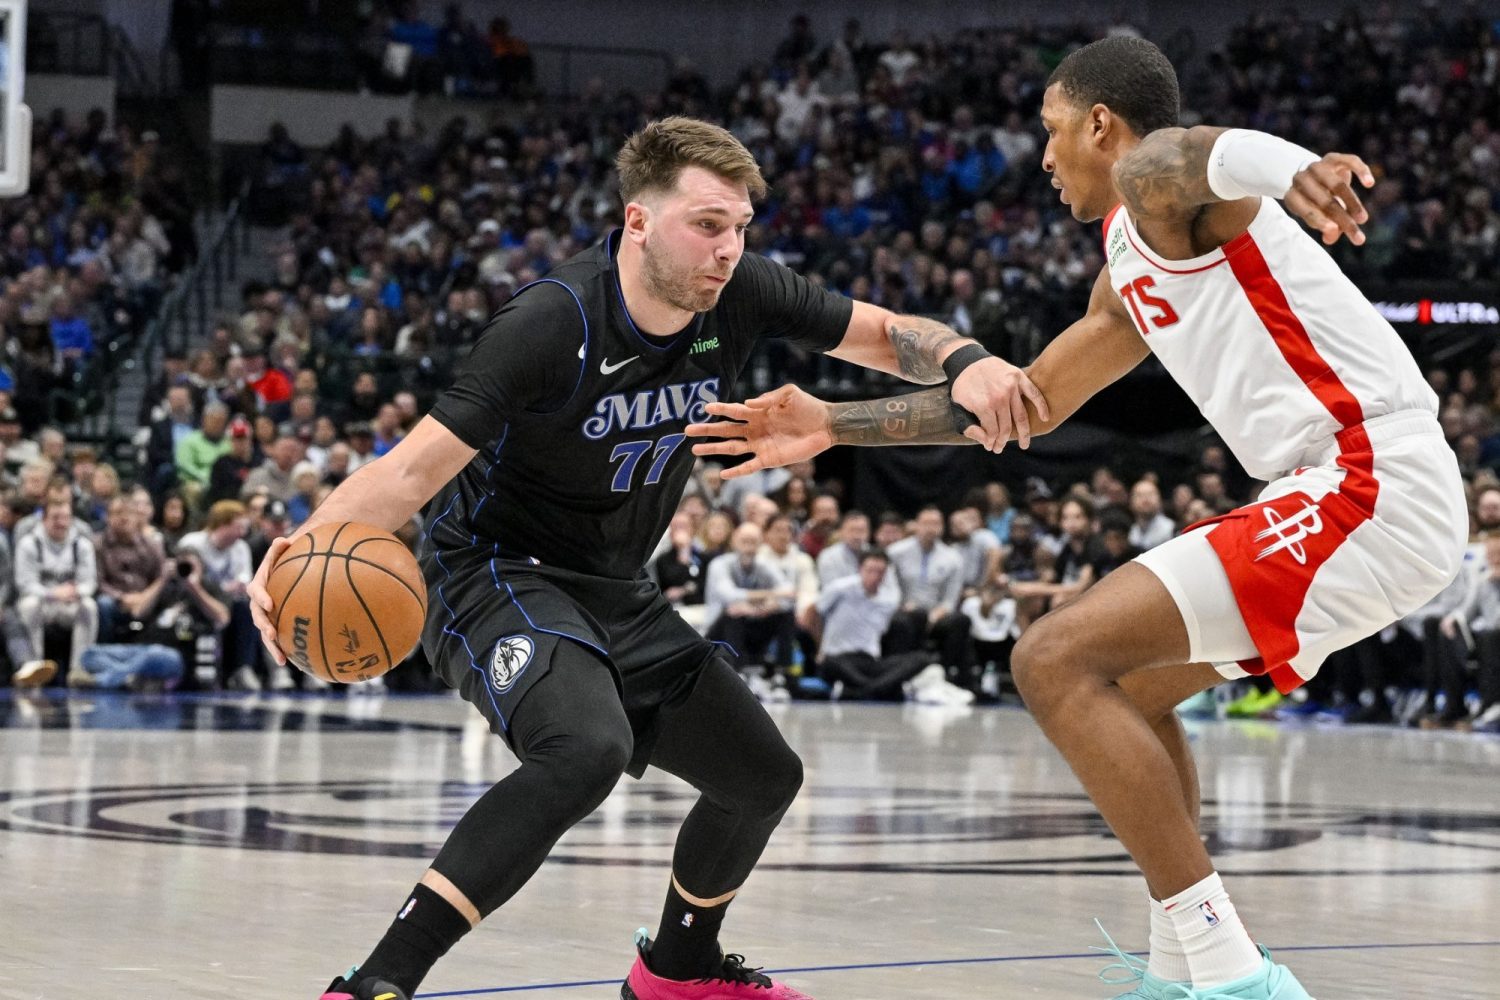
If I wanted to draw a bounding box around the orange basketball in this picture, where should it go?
[267,522,428,683]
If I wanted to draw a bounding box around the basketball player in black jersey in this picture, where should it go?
[249,117,1046,1000]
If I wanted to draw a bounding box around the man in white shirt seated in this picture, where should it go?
[1128,478,1177,552]
[759,515,819,665]
[704,522,796,687]
[816,549,969,704]
[816,510,870,587]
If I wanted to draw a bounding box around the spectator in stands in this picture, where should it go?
[243,435,300,503]
[345,422,378,470]
[654,511,706,612]
[94,495,167,642]
[815,549,949,701]
[697,511,735,562]
[885,506,974,688]
[206,417,256,506]
[244,497,289,571]
[1128,478,1176,551]
[286,461,322,528]
[817,510,871,586]
[760,514,819,659]
[245,352,293,415]
[981,482,1016,543]
[874,512,907,550]
[372,403,405,457]
[486,17,533,94]
[962,579,1022,682]
[175,401,232,507]
[79,463,120,530]
[1445,534,1500,733]
[16,479,94,542]
[176,499,265,690]
[704,522,796,688]
[949,505,1002,594]
[48,295,94,363]
[146,384,196,495]
[156,491,192,552]
[798,493,841,558]
[14,498,98,685]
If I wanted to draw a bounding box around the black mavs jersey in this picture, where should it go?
[425,230,852,579]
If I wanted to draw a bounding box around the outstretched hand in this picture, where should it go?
[1286,153,1375,246]
[684,384,834,480]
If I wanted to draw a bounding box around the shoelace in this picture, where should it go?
[697,953,773,989]
[1090,919,1152,991]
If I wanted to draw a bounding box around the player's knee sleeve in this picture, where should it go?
[522,720,633,822]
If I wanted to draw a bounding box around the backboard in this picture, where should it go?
[0,0,30,198]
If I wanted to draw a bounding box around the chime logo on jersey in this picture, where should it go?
[490,635,534,692]
[581,378,720,440]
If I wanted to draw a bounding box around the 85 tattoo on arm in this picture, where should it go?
[829,386,978,446]
[887,316,968,384]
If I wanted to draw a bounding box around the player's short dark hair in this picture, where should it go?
[1047,36,1180,136]
[858,547,889,567]
[617,116,768,204]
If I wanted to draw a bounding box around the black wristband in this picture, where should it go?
[941,342,992,383]
[949,400,981,433]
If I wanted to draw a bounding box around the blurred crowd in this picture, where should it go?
[1,111,197,432]
[2,6,1499,733]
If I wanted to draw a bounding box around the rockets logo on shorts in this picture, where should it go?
[1254,500,1324,564]
[490,635,535,692]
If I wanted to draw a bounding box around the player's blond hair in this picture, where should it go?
[616,117,767,204]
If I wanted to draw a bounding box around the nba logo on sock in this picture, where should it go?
[681,913,695,928]
[1199,901,1220,927]
[398,897,418,920]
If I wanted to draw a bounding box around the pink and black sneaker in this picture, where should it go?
[622,930,815,999]
[319,967,408,1000]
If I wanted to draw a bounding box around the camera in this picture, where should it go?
[175,558,194,578]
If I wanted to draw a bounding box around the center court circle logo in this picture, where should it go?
[490,634,534,692]
[2,781,1500,876]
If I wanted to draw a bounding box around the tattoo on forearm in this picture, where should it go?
[1112,126,1219,219]
[887,316,968,384]
[828,386,975,446]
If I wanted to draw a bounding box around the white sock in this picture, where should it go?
[1164,872,1263,988]
[1147,895,1191,982]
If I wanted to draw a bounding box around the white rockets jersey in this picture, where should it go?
[1102,197,1437,481]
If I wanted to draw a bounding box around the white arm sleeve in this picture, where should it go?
[1206,128,1320,201]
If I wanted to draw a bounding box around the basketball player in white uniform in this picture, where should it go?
[685,36,1466,1000]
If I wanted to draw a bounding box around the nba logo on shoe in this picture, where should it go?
[681,913,695,928]
[1199,901,1220,927]
[398,897,418,920]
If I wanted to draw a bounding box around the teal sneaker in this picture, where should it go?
[1160,952,1314,999]
[1092,920,1188,999]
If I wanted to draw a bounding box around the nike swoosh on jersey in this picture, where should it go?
[599,356,639,375]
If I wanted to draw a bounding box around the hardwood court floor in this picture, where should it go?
[1,691,1497,999]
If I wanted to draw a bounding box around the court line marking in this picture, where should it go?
[416,940,1500,996]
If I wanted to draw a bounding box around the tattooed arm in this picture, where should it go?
[825,301,969,384]
[826,301,1048,450]
[828,386,976,445]
[1110,126,1230,222]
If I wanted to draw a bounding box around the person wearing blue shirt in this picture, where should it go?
[49,297,95,358]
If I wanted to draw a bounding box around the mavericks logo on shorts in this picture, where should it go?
[490,634,535,692]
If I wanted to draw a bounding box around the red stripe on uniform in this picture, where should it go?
[1225,237,1366,429]
[1201,237,1380,692]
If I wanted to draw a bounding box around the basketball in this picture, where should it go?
[266,522,428,683]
